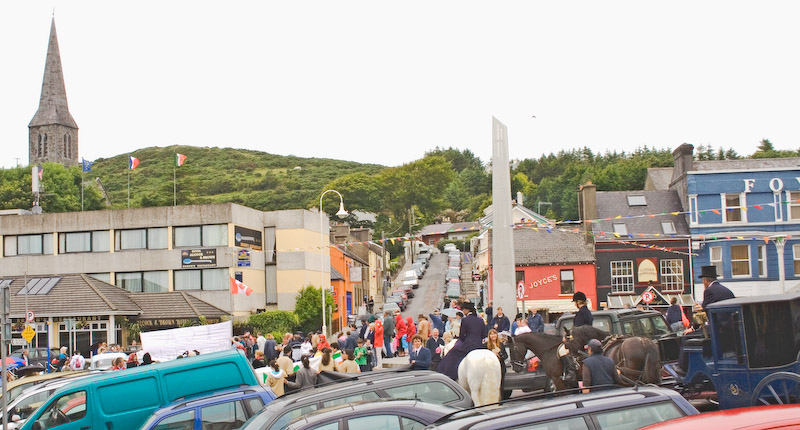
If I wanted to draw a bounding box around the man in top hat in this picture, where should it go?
[700,266,734,312]
[436,301,486,381]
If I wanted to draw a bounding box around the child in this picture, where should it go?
[354,338,369,372]
[336,349,360,373]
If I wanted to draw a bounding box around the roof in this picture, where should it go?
[707,292,800,309]
[420,222,481,236]
[480,203,550,230]
[128,292,228,320]
[592,190,689,239]
[500,228,595,266]
[693,157,800,172]
[330,266,344,281]
[644,168,672,191]
[29,18,78,129]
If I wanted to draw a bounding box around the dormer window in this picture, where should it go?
[613,223,628,235]
[661,221,676,235]
[627,195,647,206]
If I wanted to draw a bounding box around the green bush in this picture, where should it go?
[295,285,333,334]
[249,311,298,338]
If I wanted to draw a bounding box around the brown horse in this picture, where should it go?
[564,326,662,385]
[508,332,571,391]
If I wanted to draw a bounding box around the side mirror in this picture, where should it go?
[11,414,21,422]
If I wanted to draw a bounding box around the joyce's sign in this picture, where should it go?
[181,249,217,268]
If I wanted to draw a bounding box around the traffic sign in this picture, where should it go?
[517,281,525,299]
[21,325,35,343]
[10,339,27,346]
[25,310,35,322]
[641,290,655,304]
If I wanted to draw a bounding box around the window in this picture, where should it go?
[794,244,800,275]
[153,410,195,430]
[775,192,784,221]
[175,268,229,291]
[383,382,461,404]
[710,246,723,277]
[32,391,88,428]
[689,195,699,225]
[757,245,766,277]
[714,311,743,360]
[660,260,683,292]
[610,261,634,293]
[321,392,380,408]
[89,273,111,283]
[724,193,743,222]
[516,271,525,284]
[148,227,168,249]
[613,223,627,235]
[730,244,750,277]
[627,195,647,206]
[660,222,676,235]
[789,191,800,220]
[115,227,168,250]
[592,402,684,429]
[116,271,168,293]
[560,269,574,295]
[59,231,109,253]
[511,417,589,430]
[3,234,53,256]
[347,415,402,430]
[201,400,247,430]
[174,225,228,247]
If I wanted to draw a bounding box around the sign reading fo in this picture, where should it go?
[181,249,217,268]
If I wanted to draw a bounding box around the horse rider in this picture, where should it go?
[699,266,735,312]
[581,339,622,393]
[572,291,593,327]
[437,301,486,381]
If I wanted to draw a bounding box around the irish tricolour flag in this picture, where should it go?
[230,277,253,296]
[175,153,187,167]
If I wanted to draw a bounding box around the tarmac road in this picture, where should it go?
[402,252,447,318]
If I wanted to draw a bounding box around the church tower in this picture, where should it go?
[29,18,78,167]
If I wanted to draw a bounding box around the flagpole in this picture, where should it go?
[127,170,130,209]
[173,162,177,206]
[81,169,84,211]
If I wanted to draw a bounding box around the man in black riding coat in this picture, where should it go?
[572,291,593,327]
[700,266,735,311]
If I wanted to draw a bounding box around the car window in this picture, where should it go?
[31,391,87,430]
[401,417,427,430]
[244,396,264,414]
[201,400,247,430]
[153,410,195,430]
[593,316,612,333]
[347,414,402,430]
[592,401,684,430]
[321,392,380,408]
[274,404,319,430]
[621,321,637,337]
[509,416,589,430]
[648,316,670,336]
[312,422,339,430]
[13,390,52,420]
[383,382,460,404]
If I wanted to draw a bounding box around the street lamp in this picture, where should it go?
[320,190,348,338]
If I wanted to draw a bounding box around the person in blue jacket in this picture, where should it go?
[408,335,432,370]
[490,307,511,333]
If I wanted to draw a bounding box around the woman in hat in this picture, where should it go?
[572,292,593,327]
[436,301,486,381]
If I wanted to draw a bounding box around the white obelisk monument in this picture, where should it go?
[491,117,517,319]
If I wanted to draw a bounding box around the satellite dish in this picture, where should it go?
[31,205,42,214]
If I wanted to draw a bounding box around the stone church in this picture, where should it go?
[29,18,78,167]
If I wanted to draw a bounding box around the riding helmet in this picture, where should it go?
[572,291,587,302]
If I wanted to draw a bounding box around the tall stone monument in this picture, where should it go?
[491,117,517,319]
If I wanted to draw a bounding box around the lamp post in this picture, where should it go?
[320,190,348,338]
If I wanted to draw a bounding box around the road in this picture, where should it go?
[401,252,447,318]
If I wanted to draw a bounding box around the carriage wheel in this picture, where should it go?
[750,372,800,406]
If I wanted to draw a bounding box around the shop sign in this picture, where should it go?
[181,249,217,268]
[637,258,658,283]
[234,226,263,251]
[237,249,251,267]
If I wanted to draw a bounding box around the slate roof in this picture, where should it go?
[592,190,689,238]
[420,222,481,236]
[693,158,800,172]
[644,168,672,191]
[490,228,595,266]
[0,274,225,320]
[330,266,344,281]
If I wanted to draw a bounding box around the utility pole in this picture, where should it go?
[2,280,11,429]
[408,208,415,264]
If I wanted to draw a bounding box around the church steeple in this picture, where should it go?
[29,17,78,166]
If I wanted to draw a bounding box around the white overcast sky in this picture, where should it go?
[2,1,800,169]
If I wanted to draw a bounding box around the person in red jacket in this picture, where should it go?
[395,315,408,357]
[373,319,384,369]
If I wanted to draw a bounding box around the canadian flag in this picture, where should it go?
[230,277,253,296]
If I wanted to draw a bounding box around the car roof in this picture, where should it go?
[3,370,87,392]
[707,292,800,308]
[432,387,695,429]
[152,385,272,416]
[641,404,800,430]
[285,399,456,430]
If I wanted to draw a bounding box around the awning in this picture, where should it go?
[517,299,591,314]
[607,295,638,309]
[607,291,695,309]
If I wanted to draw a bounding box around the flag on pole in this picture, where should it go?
[175,153,187,167]
[82,159,93,172]
[230,277,253,296]
[129,156,139,170]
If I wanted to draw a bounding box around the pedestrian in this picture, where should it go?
[300,335,314,357]
[485,301,494,325]
[111,356,126,371]
[514,318,532,336]
[700,266,735,311]
[581,339,622,393]
[429,309,445,334]
[319,348,335,372]
[572,292,593,327]
[395,315,407,357]
[373,320,385,369]
[490,307,511,333]
[276,345,295,376]
[527,308,544,333]
[665,297,684,332]
[408,335,431,370]
[293,356,318,389]
[383,311,395,358]
[252,350,267,369]
[139,352,153,366]
[256,332,267,354]
[354,338,369,372]
[126,351,139,369]
[367,296,375,314]
[510,313,523,334]
[426,328,445,370]
[265,359,291,396]
[437,301,486,381]
[337,350,360,373]
[485,329,508,392]
[417,314,430,339]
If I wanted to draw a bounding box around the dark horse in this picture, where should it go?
[508,332,571,391]
[564,326,662,385]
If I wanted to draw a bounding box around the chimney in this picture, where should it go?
[671,143,694,185]
[578,182,597,245]
[516,191,524,206]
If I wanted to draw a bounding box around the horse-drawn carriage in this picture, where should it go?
[665,293,800,409]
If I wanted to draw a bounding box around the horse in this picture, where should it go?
[457,349,502,406]
[508,332,571,391]
[564,326,661,385]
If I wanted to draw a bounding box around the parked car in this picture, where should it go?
[241,370,474,430]
[386,295,406,311]
[0,371,86,404]
[402,270,419,288]
[2,372,94,429]
[10,347,59,369]
[641,404,800,430]
[427,386,699,430]
[89,352,128,371]
[382,302,401,315]
[396,284,415,298]
[556,308,681,362]
[390,292,408,308]
[445,268,461,280]
[283,399,457,430]
[141,385,277,430]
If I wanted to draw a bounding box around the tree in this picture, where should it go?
[294,285,333,334]
[378,156,455,229]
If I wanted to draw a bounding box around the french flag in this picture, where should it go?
[230,277,253,296]
[129,156,139,170]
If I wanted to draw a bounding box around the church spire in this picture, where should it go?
[29,17,78,166]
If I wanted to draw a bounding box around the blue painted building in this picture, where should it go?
[653,144,800,298]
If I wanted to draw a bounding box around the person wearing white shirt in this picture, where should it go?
[514,319,532,336]
[69,352,86,370]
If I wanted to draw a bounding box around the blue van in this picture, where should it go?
[20,349,259,430]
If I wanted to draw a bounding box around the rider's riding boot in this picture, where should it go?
[561,355,577,388]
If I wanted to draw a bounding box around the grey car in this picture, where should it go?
[241,370,473,430]
[283,399,456,430]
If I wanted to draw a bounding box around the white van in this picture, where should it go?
[402,270,419,287]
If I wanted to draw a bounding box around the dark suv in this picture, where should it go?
[556,309,681,362]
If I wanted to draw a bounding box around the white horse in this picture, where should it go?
[457,349,502,406]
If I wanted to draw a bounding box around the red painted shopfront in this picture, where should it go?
[513,264,597,317]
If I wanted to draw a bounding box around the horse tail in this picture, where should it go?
[641,339,662,384]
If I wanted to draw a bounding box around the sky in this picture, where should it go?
[2,1,800,169]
